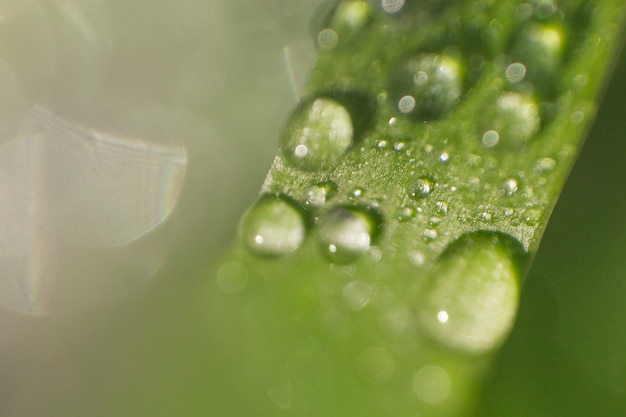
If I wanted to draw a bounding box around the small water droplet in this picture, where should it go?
[343,280,372,310]
[505,62,527,83]
[240,195,306,257]
[408,177,434,200]
[394,141,406,151]
[376,139,389,149]
[422,228,438,242]
[358,347,395,384]
[429,216,442,226]
[318,206,381,263]
[348,187,366,201]
[439,152,450,163]
[523,208,541,226]
[216,261,249,294]
[534,157,556,173]
[435,201,448,215]
[479,212,493,222]
[413,365,451,404]
[391,54,463,120]
[408,250,426,266]
[482,92,540,147]
[281,98,353,171]
[418,231,524,354]
[388,117,398,126]
[396,206,415,222]
[303,181,338,209]
[502,178,519,196]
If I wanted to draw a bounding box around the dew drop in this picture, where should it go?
[534,157,556,173]
[418,231,525,354]
[281,98,353,171]
[422,228,438,242]
[303,181,338,209]
[240,195,306,257]
[391,54,463,120]
[318,206,380,263]
[569,110,584,124]
[482,92,540,147]
[435,201,448,215]
[396,206,415,222]
[502,178,519,196]
[439,152,450,163]
[408,177,434,200]
[348,186,366,201]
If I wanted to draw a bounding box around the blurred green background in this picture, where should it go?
[0,0,624,416]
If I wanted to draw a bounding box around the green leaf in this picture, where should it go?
[200,1,626,416]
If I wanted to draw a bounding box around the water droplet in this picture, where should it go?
[358,347,395,384]
[303,181,338,209]
[317,28,339,50]
[482,92,540,147]
[435,201,448,215]
[418,232,525,354]
[422,229,438,242]
[240,195,306,257]
[343,280,372,310]
[481,130,500,147]
[479,212,493,222]
[534,157,556,173]
[505,62,527,83]
[396,206,416,222]
[216,261,249,294]
[281,98,353,171]
[439,152,450,163]
[391,54,463,120]
[523,208,542,226]
[502,178,519,196]
[376,139,389,149]
[408,177,433,200]
[408,250,426,266]
[394,142,406,152]
[381,0,405,14]
[348,187,366,201]
[318,206,380,263]
[413,365,451,404]
[388,117,398,126]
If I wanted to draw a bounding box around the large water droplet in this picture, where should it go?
[240,195,306,257]
[481,92,540,148]
[418,231,525,354]
[281,98,354,171]
[391,54,463,120]
[318,206,381,263]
